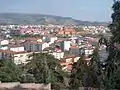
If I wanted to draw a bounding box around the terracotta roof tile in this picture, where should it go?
[0,50,27,54]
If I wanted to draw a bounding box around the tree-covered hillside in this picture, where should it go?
[0,13,108,25]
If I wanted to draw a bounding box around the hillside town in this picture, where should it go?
[0,24,109,72]
[1,0,120,90]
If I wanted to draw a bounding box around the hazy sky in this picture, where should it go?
[0,0,113,22]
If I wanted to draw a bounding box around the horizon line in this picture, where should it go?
[0,12,111,23]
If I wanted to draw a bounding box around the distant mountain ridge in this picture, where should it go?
[0,13,108,26]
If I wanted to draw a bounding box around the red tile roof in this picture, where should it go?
[28,41,43,44]
[70,45,79,49]
[63,55,79,59]
[25,37,42,41]
[0,50,27,54]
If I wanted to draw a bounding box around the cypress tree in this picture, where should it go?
[105,0,120,89]
[69,47,101,89]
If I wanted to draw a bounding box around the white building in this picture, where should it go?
[24,41,49,52]
[0,50,31,65]
[84,49,93,56]
[51,52,64,60]
[10,47,25,52]
[13,52,30,64]
[42,43,49,50]
[61,41,71,51]
[0,40,9,50]
[43,36,57,45]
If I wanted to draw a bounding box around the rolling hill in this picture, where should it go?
[0,13,108,26]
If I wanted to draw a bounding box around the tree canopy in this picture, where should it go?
[25,53,65,86]
[0,59,22,82]
[105,1,120,89]
[69,48,101,90]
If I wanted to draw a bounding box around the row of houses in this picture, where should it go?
[82,25,110,34]
[0,28,101,72]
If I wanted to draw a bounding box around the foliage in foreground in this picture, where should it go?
[69,47,101,90]
[0,53,65,89]
[26,53,65,85]
[0,60,22,82]
[104,1,120,89]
